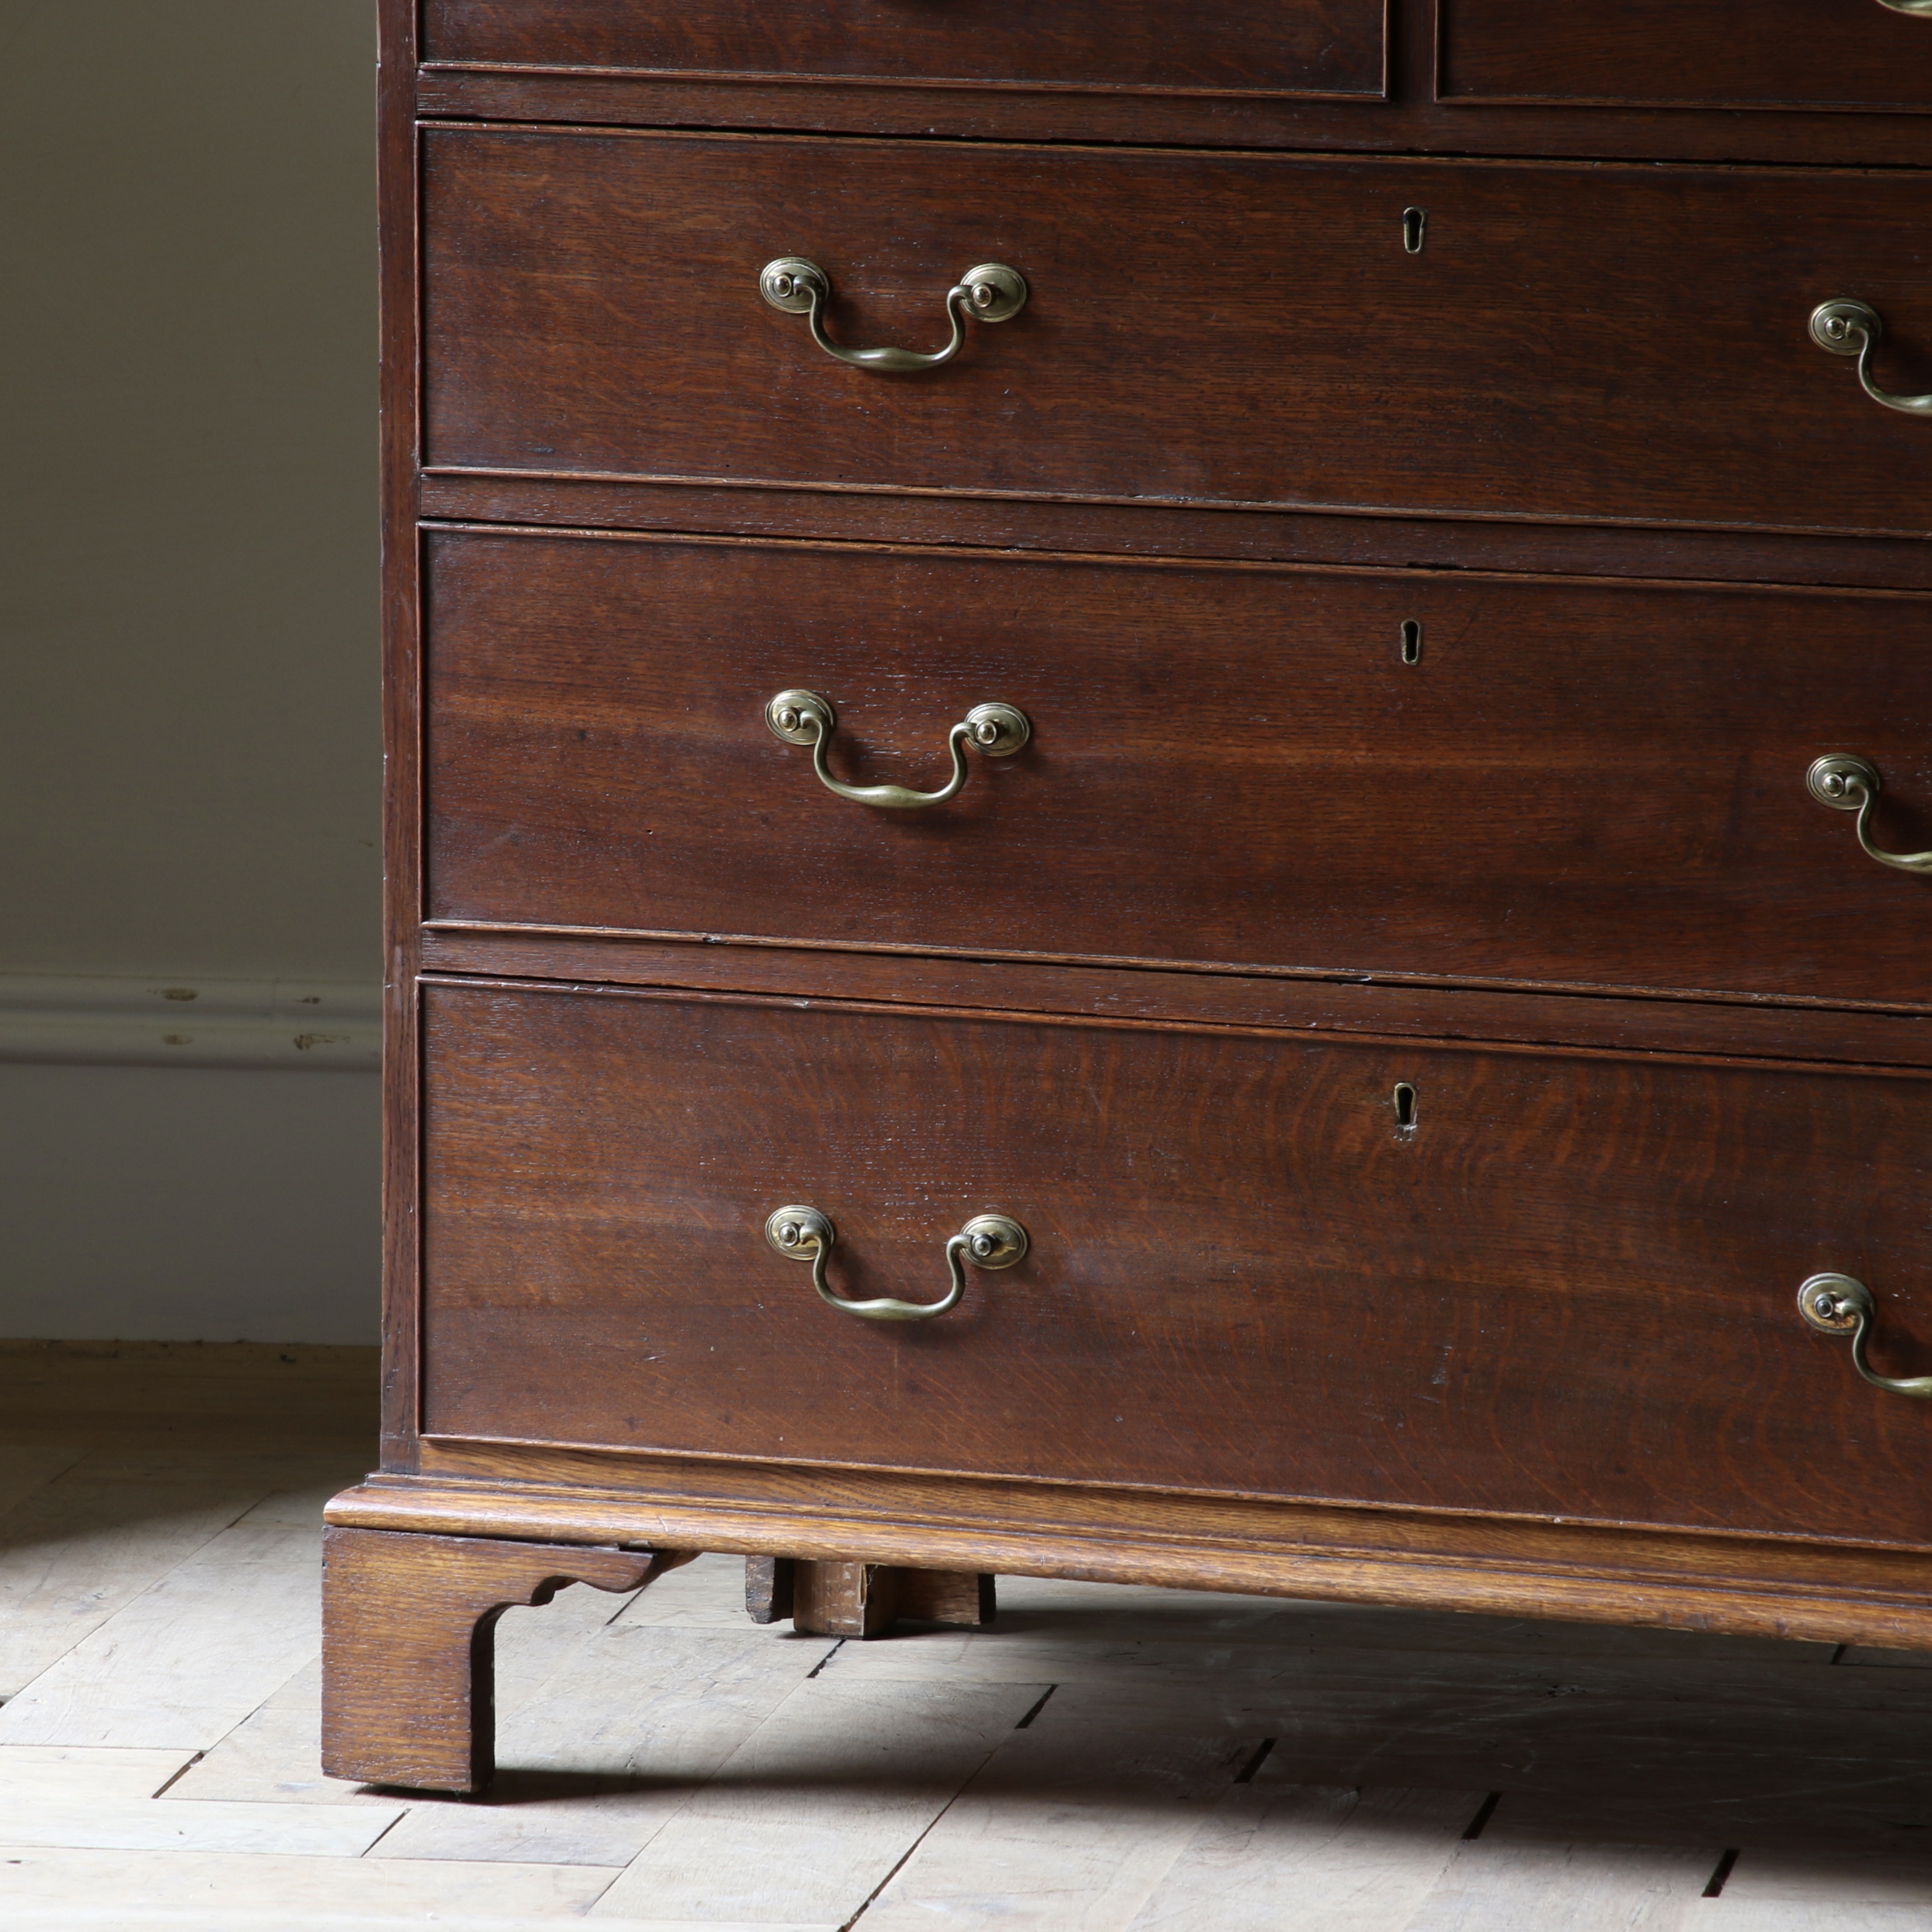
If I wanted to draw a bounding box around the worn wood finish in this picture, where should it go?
[413,67,1932,170]
[423,529,1932,1006]
[422,0,1388,100]
[779,1561,996,1638]
[422,129,1932,540]
[416,932,1932,1071]
[318,1526,673,1792]
[419,480,1932,595]
[419,980,1932,1549]
[329,1466,1932,1650]
[1438,0,1932,113]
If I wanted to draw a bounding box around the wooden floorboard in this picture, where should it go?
[0,1350,1927,1926]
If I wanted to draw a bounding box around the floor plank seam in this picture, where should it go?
[1012,1686,1057,1730]
[1232,1737,1276,1783]
[1461,1791,1502,1840]
[150,1752,204,1798]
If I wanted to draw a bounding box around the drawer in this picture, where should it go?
[422,0,1387,101]
[422,131,1932,540]
[425,530,1932,1007]
[422,981,1932,1549]
[1440,0,1932,114]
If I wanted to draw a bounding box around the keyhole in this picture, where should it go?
[1393,1082,1418,1137]
[1402,207,1427,255]
[1400,619,1423,665]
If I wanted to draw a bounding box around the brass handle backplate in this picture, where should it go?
[759,256,1027,373]
[1799,1273,1932,1399]
[1806,755,1932,874]
[766,688,1030,811]
[1810,301,1932,416]
[1877,1,1932,15]
[765,1205,1028,1322]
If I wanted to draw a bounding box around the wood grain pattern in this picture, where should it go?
[413,66,1932,170]
[319,1527,668,1792]
[422,0,1388,100]
[416,932,1932,1072]
[423,529,1932,1006]
[421,129,1932,540]
[418,980,1932,1549]
[419,478,1932,596]
[330,1461,1932,1650]
[1438,0,1932,112]
[785,1562,996,1637]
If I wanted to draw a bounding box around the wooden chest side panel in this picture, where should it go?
[420,981,1932,1548]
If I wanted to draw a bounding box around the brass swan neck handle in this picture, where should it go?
[766,689,1030,811]
[1876,1,1932,15]
[759,256,1027,373]
[1810,301,1932,417]
[1806,756,1932,875]
[765,1206,1028,1322]
[1799,1274,1932,1399]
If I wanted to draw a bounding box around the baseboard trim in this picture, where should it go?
[0,974,381,1070]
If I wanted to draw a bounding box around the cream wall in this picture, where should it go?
[0,3,381,1343]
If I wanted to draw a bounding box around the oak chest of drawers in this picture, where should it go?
[324,0,1932,1793]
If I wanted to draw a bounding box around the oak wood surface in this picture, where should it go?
[422,0,1388,100]
[418,979,1932,1549]
[421,129,1932,541]
[329,1464,1932,1650]
[319,1527,668,1792]
[1437,0,1932,112]
[423,528,1932,1007]
[416,931,1932,1071]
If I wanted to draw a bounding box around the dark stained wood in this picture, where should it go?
[412,67,1932,171]
[423,529,1932,1007]
[421,130,1932,541]
[419,481,1932,596]
[330,1462,1932,1650]
[744,1553,794,1624]
[420,979,1932,1551]
[378,0,425,1473]
[418,932,1932,1070]
[1438,0,1932,113]
[743,1555,992,1634]
[422,0,1387,100]
[319,1527,670,1792]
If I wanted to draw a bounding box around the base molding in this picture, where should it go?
[325,1466,1932,1652]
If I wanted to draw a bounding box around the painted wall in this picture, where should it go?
[0,3,381,1342]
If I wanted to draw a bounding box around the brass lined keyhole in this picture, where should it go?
[1393,1082,1418,1137]
[1401,619,1423,665]
[1402,208,1427,255]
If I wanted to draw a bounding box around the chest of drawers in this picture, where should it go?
[324,0,1932,1794]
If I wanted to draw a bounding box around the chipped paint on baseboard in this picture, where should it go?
[0,975,381,1070]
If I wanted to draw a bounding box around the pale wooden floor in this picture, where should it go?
[2,1344,1930,1930]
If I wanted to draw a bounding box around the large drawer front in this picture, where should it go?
[1440,0,1932,113]
[422,0,1387,100]
[423,131,1932,539]
[425,530,1932,1007]
[422,982,1932,1548]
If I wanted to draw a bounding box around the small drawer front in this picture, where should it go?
[425,530,1932,1007]
[422,130,1932,540]
[422,982,1932,1549]
[1440,0,1932,114]
[422,0,1387,100]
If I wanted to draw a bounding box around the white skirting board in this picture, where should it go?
[0,975,381,1071]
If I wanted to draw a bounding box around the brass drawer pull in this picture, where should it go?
[1806,755,1932,874]
[1877,1,1932,15]
[1809,301,1932,417]
[1799,1274,1932,1399]
[765,687,1030,811]
[759,256,1027,373]
[765,1205,1028,1322]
